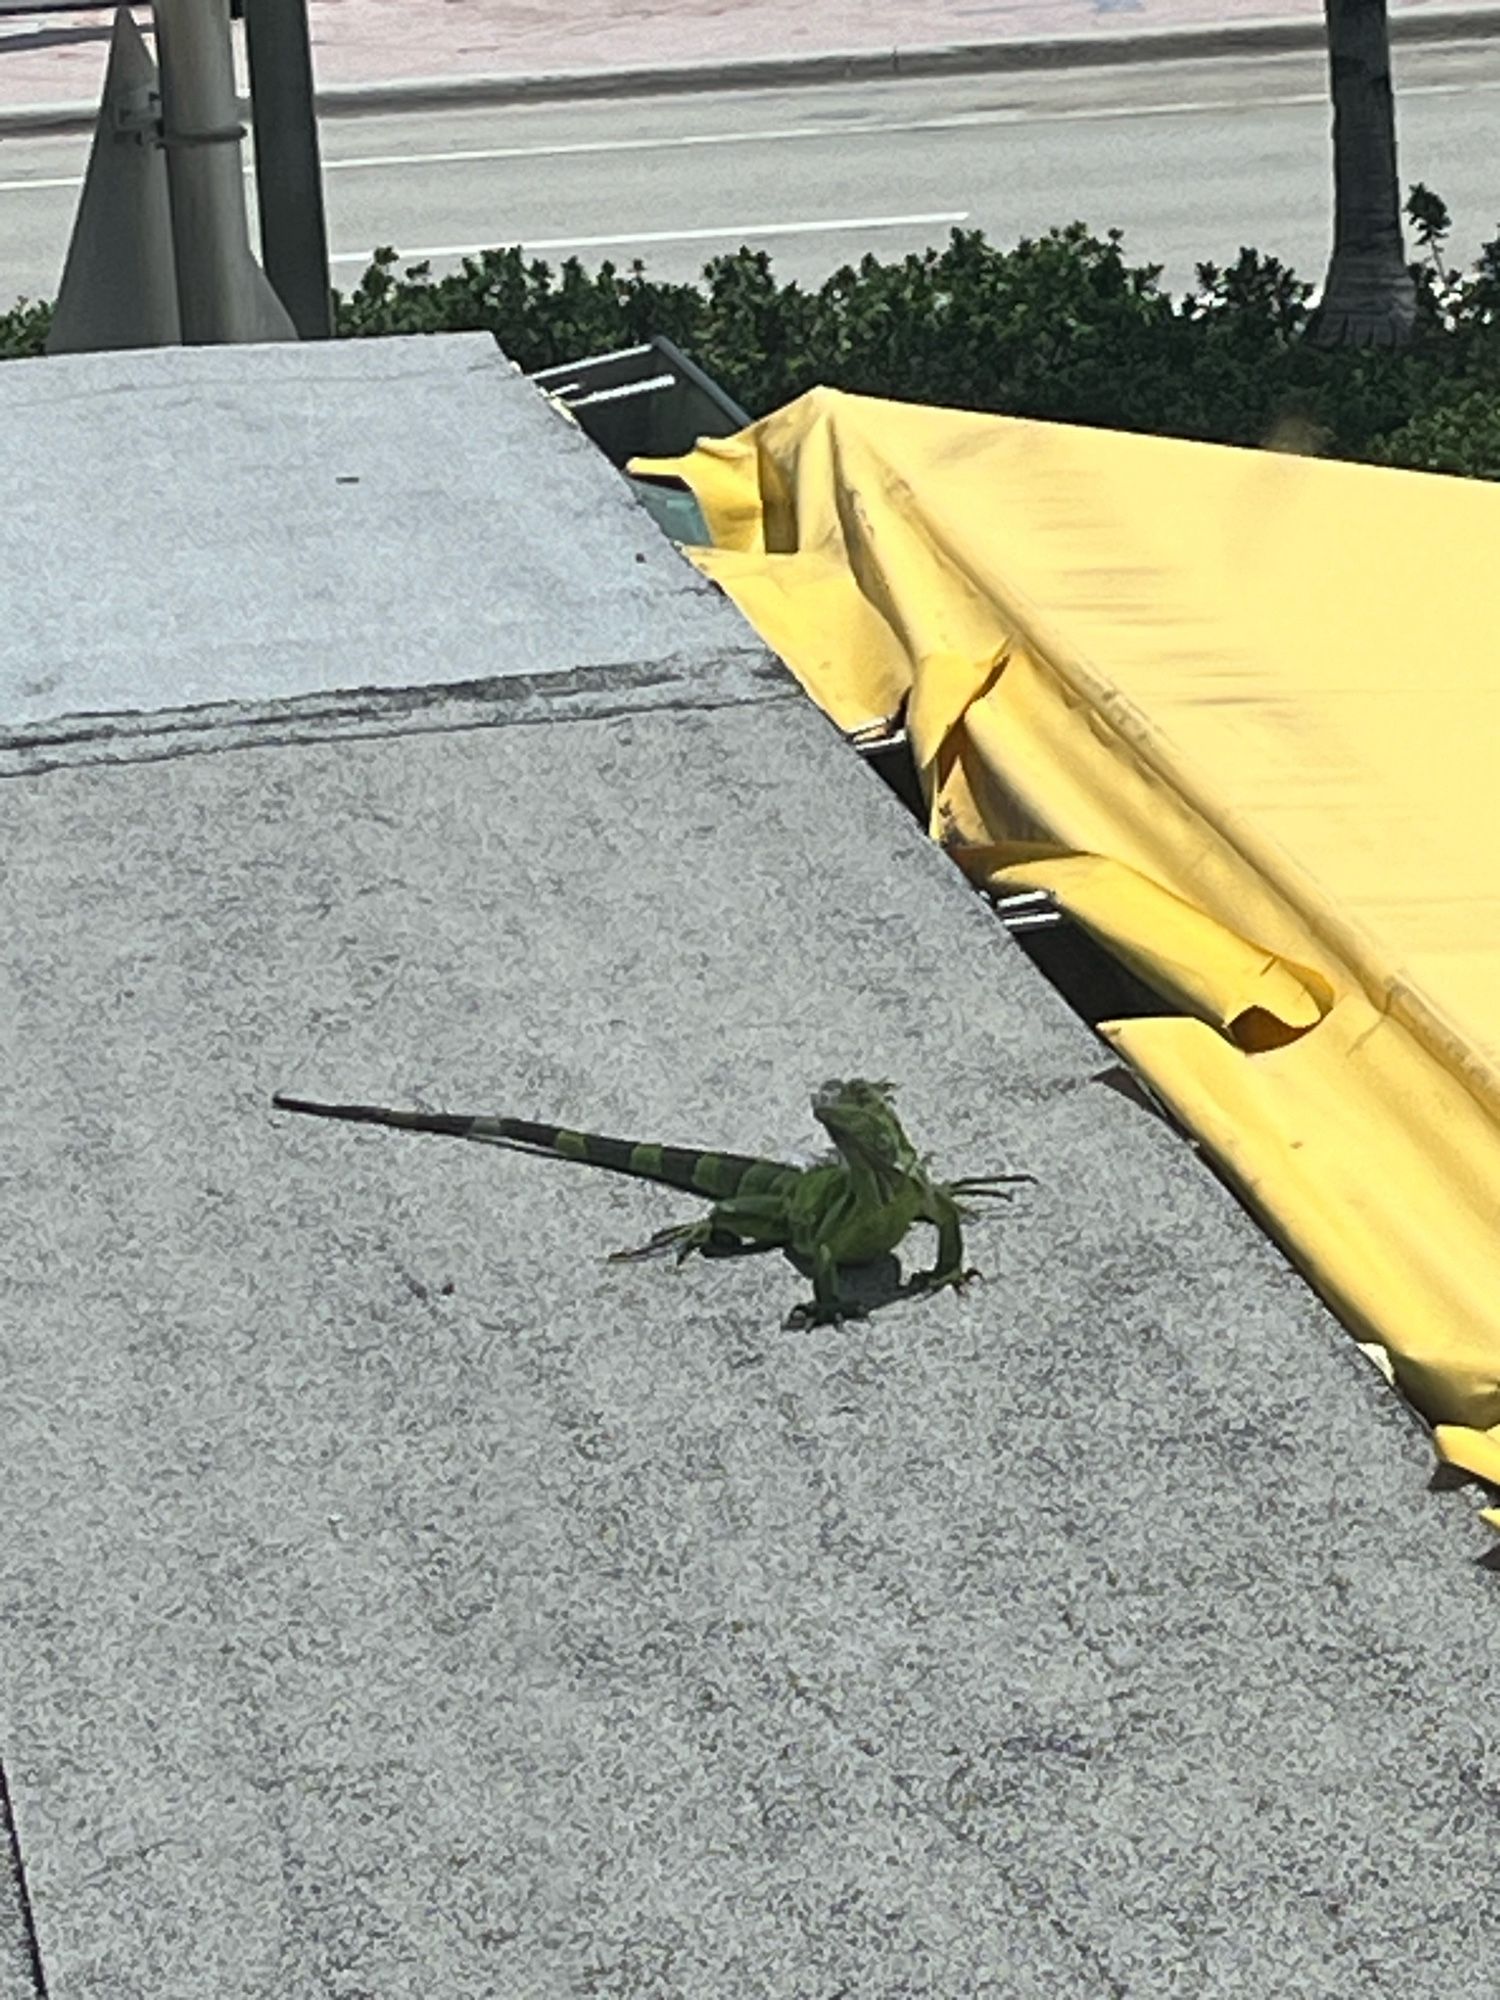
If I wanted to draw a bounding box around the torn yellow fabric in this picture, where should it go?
[636,390,1500,1488]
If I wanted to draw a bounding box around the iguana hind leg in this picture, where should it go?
[608,1218,720,1264]
[608,1190,796,1267]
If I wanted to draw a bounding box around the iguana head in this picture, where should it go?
[812,1078,914,1183]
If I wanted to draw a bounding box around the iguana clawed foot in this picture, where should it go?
[784,1298,870,1331]
[785,1263,982,1329]
[910,1265,983,1298]
[608,1220,711,1264]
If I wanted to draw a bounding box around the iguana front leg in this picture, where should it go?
[910,1187,980,1297]
[784,1238,869,1330]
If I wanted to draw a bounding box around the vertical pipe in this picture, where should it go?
[243,0,333,338]
[153,0,290,342]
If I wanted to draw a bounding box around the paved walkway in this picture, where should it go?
[0,0,1472,111]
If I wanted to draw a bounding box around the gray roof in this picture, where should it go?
[0,334,772,752]
[0,332,1495,2000]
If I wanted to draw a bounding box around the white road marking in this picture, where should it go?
[321,99,1309,172]
[0,75,1493,194]
[326,210,970,265]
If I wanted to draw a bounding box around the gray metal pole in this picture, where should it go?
[242,0,333,338]
[152,0,292,342]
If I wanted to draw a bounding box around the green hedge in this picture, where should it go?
[0,295,50,358]
[6,186,1498,475]
[330,185,1500,478]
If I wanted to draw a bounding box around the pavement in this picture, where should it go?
[1,330,1499,1999]
[0,0,1495,127]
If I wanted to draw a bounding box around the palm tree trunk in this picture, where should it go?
[1312,0,1416,347]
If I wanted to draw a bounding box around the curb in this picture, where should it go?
[2,4,1497,137]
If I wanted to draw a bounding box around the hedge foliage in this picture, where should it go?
[6,186,1498,475]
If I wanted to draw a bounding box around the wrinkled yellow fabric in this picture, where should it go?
[982,855,1332,1052]
[635,390,1500,1491]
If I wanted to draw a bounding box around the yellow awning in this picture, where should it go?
[636,390,1500,1492]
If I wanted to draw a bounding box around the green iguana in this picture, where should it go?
[271,1078,1032,1327]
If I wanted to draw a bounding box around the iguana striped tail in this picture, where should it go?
[270,1094,793,1202]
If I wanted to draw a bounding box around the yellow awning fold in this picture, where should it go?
[984,855,1332,1053]
[635,390,1500,1492]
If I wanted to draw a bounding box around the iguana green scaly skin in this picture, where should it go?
[271,1078,1031,1327]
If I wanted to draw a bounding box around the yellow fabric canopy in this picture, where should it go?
[636,390,1500,1506]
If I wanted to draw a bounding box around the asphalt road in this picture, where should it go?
[1,36,1497,311]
